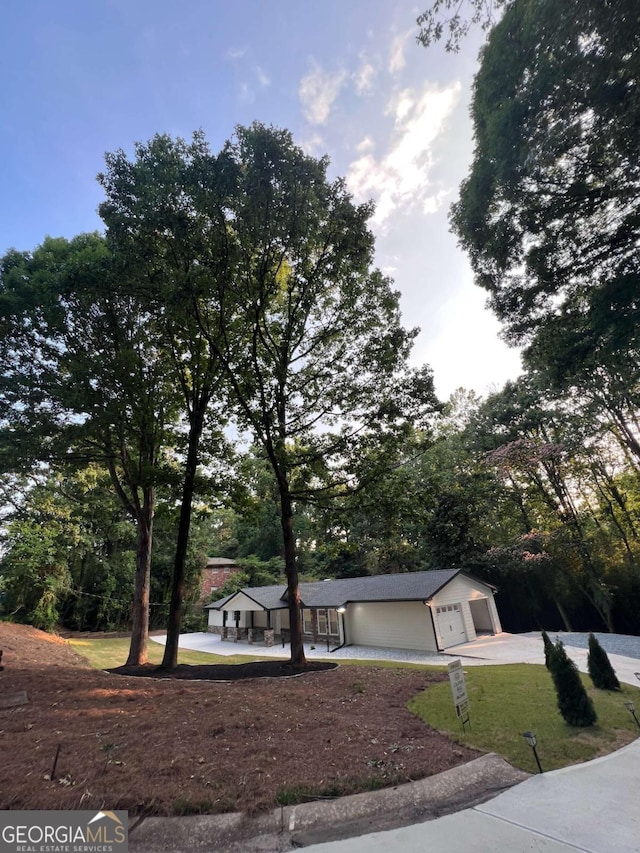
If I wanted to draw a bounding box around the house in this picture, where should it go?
[199,557,243,602]
[206,569,502,652]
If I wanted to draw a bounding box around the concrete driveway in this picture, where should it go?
[152,631,640,686]
[450,633,640,687]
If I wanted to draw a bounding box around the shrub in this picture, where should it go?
[587,633,620,690]
[541,630,555,669]
[548,640,597,727]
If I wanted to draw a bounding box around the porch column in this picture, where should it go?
[222,610,228,640]
[311,610,318,644]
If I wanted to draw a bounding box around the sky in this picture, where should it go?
[0,0,522,400]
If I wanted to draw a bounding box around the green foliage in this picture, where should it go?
[451,0,640,489]
[548,641,597,727]
[416,0,509,52]
[541,630,554,670]
[587,633,620,691]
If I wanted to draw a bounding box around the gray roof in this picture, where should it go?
[206,569,481,610]
[207,586,289,611]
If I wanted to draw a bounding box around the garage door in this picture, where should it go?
[436,604,467,648]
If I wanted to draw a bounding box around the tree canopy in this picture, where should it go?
[451,0,640,352]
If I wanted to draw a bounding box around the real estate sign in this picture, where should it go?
[448,659,469,718]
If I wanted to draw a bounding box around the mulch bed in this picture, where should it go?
[0,622,482,816]
[109,660,338,681]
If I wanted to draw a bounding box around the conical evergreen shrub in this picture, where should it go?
[548,640,597,727]
[587,633,620,690]
[541,630,555,669]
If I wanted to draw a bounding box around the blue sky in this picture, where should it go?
[0,0,521,398]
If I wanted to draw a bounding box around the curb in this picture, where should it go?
[129,753,529,852]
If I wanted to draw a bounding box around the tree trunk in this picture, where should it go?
[554,598,573,632]
[126,490,154,666]
[162,412,204,670]
[279,486,306,668]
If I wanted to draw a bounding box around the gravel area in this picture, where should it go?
[522,631,640,660]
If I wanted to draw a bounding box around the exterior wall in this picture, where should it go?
[207,609,225,631]
[346,601,437,652]
[487,595,502,634]
[200,564,241,600]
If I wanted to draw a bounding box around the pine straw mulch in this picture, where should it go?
[0,622,481,816]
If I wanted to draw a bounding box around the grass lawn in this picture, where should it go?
[68,636,266,669]
[408,662,640,774]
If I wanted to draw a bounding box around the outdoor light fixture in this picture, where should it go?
[337,606,346,613]
[522,731,543,773]
[624,701,640,730]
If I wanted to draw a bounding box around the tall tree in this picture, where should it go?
[195,124,439,667]
[97,132,235,669]
[0,234,177,663]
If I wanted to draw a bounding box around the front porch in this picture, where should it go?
[207,599,343,649]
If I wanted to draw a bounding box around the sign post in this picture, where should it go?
[448,659,470,731]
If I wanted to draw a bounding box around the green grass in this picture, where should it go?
[408,663,640,773]
[69,636,269,669]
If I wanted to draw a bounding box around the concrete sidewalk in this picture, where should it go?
[303,738,640,853]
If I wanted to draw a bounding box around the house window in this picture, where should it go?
[303,608,339,636]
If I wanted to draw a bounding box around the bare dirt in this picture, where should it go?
[0,622,481,816]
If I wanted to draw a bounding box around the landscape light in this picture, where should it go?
[624,701,640,730]
[522,731,543,773]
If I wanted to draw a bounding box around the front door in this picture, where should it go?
[436,604,466,648]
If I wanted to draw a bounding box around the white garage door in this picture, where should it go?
[436,604,467,648]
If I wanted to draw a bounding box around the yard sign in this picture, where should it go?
[448,659,470,726]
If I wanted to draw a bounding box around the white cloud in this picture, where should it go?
[389,31,412,74]
[346,82,461,226]
[226,47,246,61]
[239,81,253,103]
[356,136,374,153]
[353,54,375,95]
[299,60,346,125]
[419,283,523,399]
[299,132,326,156]
[256,66,271,88]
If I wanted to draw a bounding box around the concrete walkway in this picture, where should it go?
[151,631,640,686]
[303,738,640,853]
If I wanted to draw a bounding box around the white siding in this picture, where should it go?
[347,601,437,651]
[219,591,269,612]
[488,595,502,633]
[207,609,224,628]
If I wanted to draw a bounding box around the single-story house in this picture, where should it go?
[206,569,501,652]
